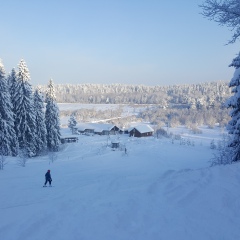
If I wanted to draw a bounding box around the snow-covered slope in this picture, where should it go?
[1,131,240,240]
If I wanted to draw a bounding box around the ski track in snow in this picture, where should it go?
[1,127,240,240]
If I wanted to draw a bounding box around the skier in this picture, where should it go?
[44,170,52,187]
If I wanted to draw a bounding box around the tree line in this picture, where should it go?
[38,81,231,108]
[52,80,230,131]
[0,59,61,161]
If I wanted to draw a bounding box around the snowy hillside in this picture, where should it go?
[1,128,240,240]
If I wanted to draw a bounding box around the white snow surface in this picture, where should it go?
[1,126,240,240]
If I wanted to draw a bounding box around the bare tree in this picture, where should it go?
[200,0,240,44]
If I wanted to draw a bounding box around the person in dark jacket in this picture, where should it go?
[44,170,52,187]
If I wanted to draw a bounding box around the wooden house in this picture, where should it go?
[76,123,95,135]
[129,124,154,137]
[76,123,119,135]
[92,123,119,135]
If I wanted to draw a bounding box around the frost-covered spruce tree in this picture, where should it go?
[8,68,18,114]
[0,60,18,156]
[68,114,77,134]
[45,79,61,152]
[226,53,240,162]
[34,87,47,155]
[15,59,36,157]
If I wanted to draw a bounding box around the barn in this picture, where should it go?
[129,124,154,137]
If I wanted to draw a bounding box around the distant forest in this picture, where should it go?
[38,81,232,129]
[38,81,231,107]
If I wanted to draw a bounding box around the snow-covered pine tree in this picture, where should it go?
[34,87,47,155]
[68,114,77,134]
[8,68,18,115]
[45,79,61,152]
[0,60,18,156]
[15,59,36,157]
[226,52,240,162]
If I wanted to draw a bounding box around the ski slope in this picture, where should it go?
[1,128,240,240]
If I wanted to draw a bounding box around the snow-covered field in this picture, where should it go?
[59,103,151,126]
[58,103,149,113]
[1,125,240,240]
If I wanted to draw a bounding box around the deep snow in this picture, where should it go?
[1,126,240,240]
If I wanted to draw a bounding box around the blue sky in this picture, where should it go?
[1,0,239,86]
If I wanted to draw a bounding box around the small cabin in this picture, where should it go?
[76,123,119,135]
[94,124,119,135]
[76,123,95,135]
[129,124,154,138]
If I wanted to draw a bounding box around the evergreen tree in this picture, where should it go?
[200,1,240,163]
[0,60,18,156]
[34,87,47,155]
[8,68,18,115]
[45,79,61,152]
[226,53,240,161]
[68,114,77,134]
[15,59,36,157]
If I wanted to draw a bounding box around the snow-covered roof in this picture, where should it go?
[76,123,116,132]
[76,123,95,131]
[129,124,154,133]
[92,123,115,132]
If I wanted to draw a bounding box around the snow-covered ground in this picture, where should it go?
[164,125,227,144]
[1,126,240,240]
[58,103,147,118]
[58,103,150,113]
[58,103,120,111]
[59,103,151,126]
